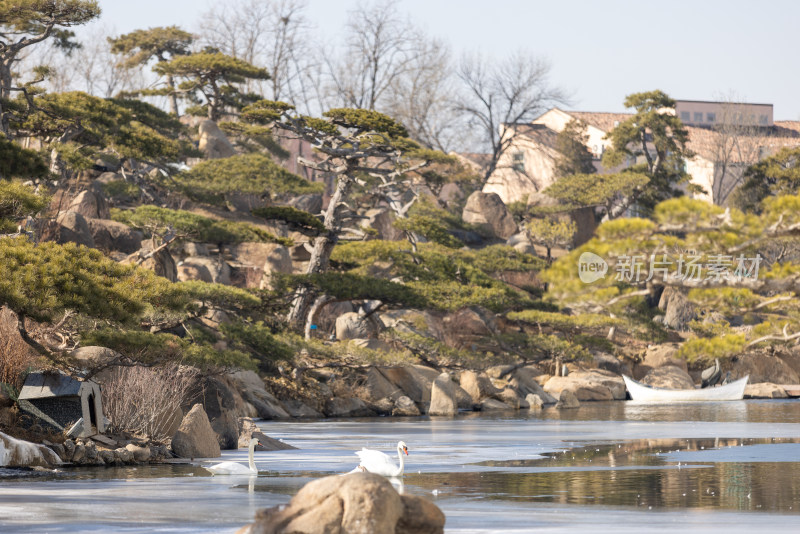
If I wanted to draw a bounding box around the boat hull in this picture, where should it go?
[623,375,748,402]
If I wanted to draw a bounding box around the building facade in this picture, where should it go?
[483,102,800,207]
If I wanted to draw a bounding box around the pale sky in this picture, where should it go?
[90,0,800,120]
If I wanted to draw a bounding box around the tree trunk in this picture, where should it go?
[287,170,355,328]
[209,80,222,121]
[166,73,179,116]
[304,295,335,340]
[0,60,13,136]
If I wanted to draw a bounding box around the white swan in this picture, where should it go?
[355,441,408,477]
[204,438,261,475]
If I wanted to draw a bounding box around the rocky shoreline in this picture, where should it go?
[2,341,798,471]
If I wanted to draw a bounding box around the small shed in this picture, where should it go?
[17,371,106,438]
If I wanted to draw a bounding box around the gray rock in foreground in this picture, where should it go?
[236,472,444,534]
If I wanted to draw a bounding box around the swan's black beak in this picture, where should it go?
[403,446,408,455]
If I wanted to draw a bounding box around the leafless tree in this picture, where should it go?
[322,0,420,111]
[708,98,769,205]
[383,36,460,152]
[198,0,315,108]
[454,50,565,185]
[17,25,146,98]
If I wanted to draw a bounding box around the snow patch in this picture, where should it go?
[0,431,60,467]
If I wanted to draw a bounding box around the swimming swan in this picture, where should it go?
[205,438,261,475]
[355,441,408,477]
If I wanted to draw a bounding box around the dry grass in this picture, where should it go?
[102,364,198,441]
[0,309,38,391]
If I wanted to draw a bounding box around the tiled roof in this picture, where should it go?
[507,123,561,146]
[685,124,800,161]
[568,111,632,133]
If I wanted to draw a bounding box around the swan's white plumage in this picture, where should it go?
[355,441,408,477]
[205,438,260,475]
[205,460,256,475]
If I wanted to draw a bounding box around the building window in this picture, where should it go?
[693,112,703,123]
[511,152,525,172]
[680,111,690,122]
[706,112,716,123]
[759,114,769,125]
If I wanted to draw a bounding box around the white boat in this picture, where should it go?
[622,375,749,402]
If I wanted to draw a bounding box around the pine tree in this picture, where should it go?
[108,26,193,115]
[0,0,101,134]
[602,90,694,216]
[553,119,596,178]
[152,51,269,121]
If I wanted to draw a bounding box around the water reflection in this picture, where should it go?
[410,437,800,512]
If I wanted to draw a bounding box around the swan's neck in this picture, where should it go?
[248,441,257,473]
[395,446,405,476]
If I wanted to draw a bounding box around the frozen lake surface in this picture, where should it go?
[2,400,800,533]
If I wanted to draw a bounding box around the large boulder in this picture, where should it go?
[428,373,458,416]
[310,301,355,338]
[777,346,800,378]
[239,472,444,534]
[461,191,517,240]
[171,404,221,459]
[508,367,557,404]
[392,395,421,416]
[361,207,405,241]
[569,370,626,400]
[230,370,291,420]
[362,367,403,402]
[123,245,177,281]
[198,119,235,159]
[283,400,323,419]
[744,383,789,399]
[730,351,800,384]
[288,194,323,215]
[442,307,497,351]
[641,366,695,390]
[69,346,122,372]
[179,256,231,285]
[66,190,110,220]
[659,287,695,331]
[87,219,143,254]
[258,244,293,290]
[44,211,95,248]
[459,370,502,403]
[335,312,381,340]
[379,365,440,405]
[634,343,687,380]
[183,375,240,450]
[238,417,298,450]
[542,373,616,401]
[0,431,61,467]
[480,398,514,411]
[556,389,580,409]
[324,397,376,418]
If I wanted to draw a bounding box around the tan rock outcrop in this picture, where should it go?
[428,373,458,416]
[744,383,788,399]
[171,404,221,459]
[198,119,235,159]
[641,366,695,390]
[238,472,444,534]
[461,191,517,240]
